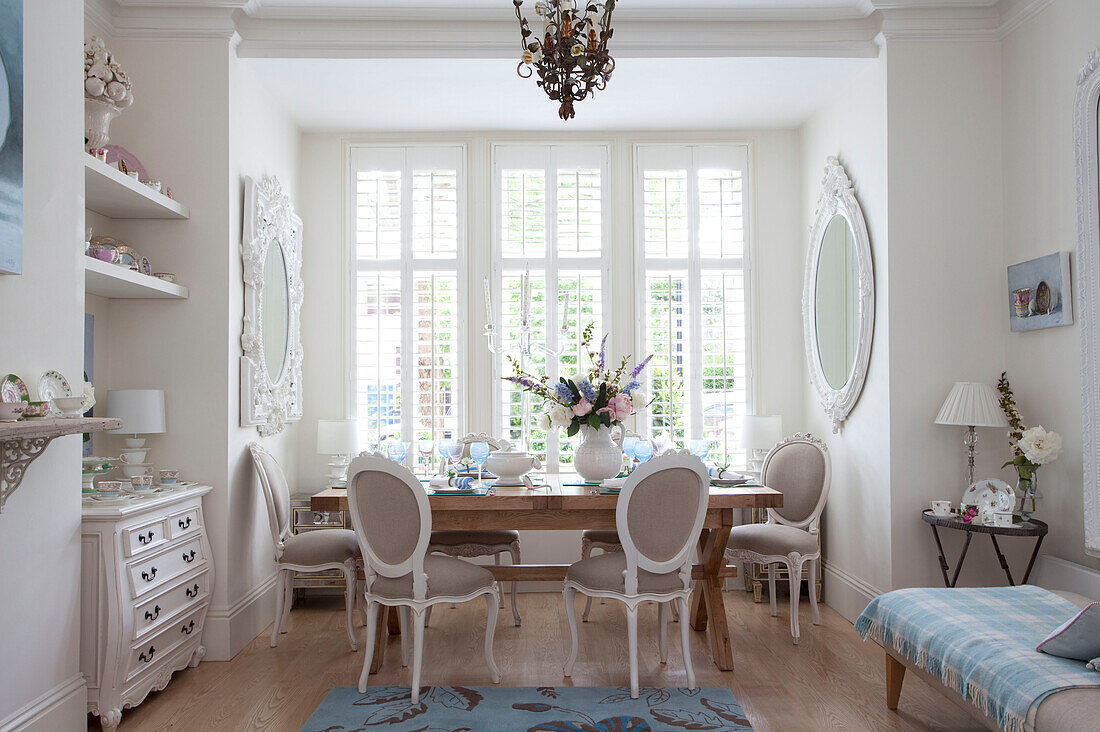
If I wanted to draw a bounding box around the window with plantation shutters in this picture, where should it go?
[492,145,609,469]
[350,146,465,453]
[635,144,752,468]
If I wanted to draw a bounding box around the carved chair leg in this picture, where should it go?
[358,601,378,693]
[279,569,294,634]
[494,553,504,609]
[484,590,502,683]
[626,603,640,699]
[508,544,523,626]
[767,563,777,618]
[410,608,426,705]
[808,557,821,625]
[678,596,696,690]
[270,569,286,648]
[787,555,804,644]
[581,541,594,621]
[657,601,669,663]
[342,561,358,651]
[563,586,579,676]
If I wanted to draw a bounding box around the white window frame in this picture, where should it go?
[490,143,611,470]
[346,143,468,447]
[632,143,755,460]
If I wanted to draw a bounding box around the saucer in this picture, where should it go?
[84,494,133,506]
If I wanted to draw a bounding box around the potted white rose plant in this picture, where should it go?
[997,372,1063,520]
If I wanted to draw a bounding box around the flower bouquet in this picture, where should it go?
[504,324,652,482]
[997,372,1063,518]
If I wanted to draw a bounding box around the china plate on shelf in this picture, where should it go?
[1,374,29,403]
[39,370,72,401]
[139,256,152,276]
[103,145,148,181]
[151,481,197,492]
[115,244,140,270]
[961,478,1015,522]
[83,494,135,506]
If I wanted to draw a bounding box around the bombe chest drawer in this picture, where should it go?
[81,485,214,730]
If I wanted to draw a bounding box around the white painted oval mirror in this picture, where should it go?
[262,241,289,382]
[804,157,874,433]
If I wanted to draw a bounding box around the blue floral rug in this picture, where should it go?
[301,686,752,731]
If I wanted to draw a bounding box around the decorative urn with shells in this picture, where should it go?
[84,37,134,149]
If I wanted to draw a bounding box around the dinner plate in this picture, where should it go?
[38,370,72,401]
[961,478,1015,523]
[1,374,29,403]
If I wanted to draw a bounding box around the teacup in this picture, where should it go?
[23,401,49,418]
[130,475,154,491]
[159,469,181,484]
[992,511,1014,527]
[119,450,149,465]
[96,480,124,498]
[0,402,24,422]
[51,396,87,418]
[930,500,952,516]
[121,464,152,478]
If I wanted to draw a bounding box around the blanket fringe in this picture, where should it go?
[858,616,1028,732]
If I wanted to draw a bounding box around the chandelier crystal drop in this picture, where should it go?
[513,0,617,120]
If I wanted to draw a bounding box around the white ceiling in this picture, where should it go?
[244,56,874,132]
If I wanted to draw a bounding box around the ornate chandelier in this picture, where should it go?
[513,0,617,120]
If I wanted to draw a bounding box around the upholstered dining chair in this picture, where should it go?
[347,453,501,704]
[723,433,830,644]
[427,432,522,626]
[562,452,710,699]
[249,442,360,651]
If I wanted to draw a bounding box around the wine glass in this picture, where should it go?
[652,432,672,456]
[446,441,465,474]
[633,440,654,464]
[689,439,710,461]
[386,441,408,465]
[470,442,490,487]
[417,439,435,475]
[437,438,456,475]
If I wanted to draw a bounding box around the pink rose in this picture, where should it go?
[598,394,633,422]
[572,399,593,417]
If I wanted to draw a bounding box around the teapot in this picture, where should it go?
[484,448,542,483]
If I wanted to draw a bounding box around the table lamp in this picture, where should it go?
[105,389,166,450]
[740,415,783,470]
[317,419,358,483]
[935,381,1009,487]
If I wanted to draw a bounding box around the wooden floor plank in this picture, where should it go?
[98,592,986,732]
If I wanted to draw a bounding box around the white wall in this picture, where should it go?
[0,0,88,728]
[1001,0,1100,573]
[800,55,893,620]
[297,129,806,568]
[885,39,1008,591]
[225,54,301,653]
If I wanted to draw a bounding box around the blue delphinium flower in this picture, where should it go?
[628,354,654,380]
[578,378,598,403]
[554,382,575,403]
[622,379,641,395]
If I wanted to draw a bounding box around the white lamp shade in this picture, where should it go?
[740,415,783,450]
[106,389,166,435]
[317,419,358,455]
[935,382,1009,428]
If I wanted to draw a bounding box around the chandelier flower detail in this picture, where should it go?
[513,0,617,120]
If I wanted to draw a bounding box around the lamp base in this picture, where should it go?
[326,454,350,482]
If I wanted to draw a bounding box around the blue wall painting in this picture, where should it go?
[0,0,22,275]
[1007,251,1074,332]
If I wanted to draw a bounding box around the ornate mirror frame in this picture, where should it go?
[1074,50,1100,556]
[241,176,303,436]
[803,157,875,434]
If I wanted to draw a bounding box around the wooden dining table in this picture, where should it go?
[311,476,782,673]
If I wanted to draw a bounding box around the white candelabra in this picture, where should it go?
[483,264,572,357]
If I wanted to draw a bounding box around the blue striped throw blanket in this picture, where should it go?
[856,585,1100,732]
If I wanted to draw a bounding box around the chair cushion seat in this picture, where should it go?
[369,555,496,600]
[566,552,685,595]
[428,530,520,549]
[280,528,361,567]
[581,530,622,547]
[725,523,818,557]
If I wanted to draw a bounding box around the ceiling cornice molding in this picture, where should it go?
[83,0,1056,54]
[85,0,118,38]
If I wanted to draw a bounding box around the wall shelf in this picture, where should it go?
[84,157,190,220]
[1,417,122,512]
[85,257,188,299]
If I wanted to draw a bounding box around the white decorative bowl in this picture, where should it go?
[485,449,542,483]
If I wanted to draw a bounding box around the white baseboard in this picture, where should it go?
[0,673,85,732]
[821,560,882,623]
[1030,555,1100,600]
[203,572,278,661]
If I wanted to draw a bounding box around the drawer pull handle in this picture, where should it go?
[139,646,156,663]
[181,620,195,635]
[137,530,154,545]
[183,550,196,563]
[186,583,199,599]
[145,605,160,622]
[178,516,192,530]
[141,567,158,582]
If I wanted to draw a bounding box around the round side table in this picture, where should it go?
[921,509,1048,587]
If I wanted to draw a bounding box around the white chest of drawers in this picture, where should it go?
[81,485,214,730]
